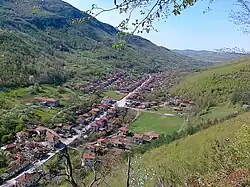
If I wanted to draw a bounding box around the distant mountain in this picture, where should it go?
[172,49,246,63]
[0,0,210,88]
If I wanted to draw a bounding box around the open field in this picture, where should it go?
[103,90,125,100]
[129,112,183,135]
[104,112,250,187]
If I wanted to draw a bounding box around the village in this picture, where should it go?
[0,71,191,187]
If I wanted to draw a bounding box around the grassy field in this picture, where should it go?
[104,112,250,187]
[103,90,125,100]
[129,112,183,135]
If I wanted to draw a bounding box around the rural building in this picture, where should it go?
[33,97,60,107]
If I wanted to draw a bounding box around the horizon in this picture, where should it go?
[63,0,250,51]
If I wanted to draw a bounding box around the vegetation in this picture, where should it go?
[129,112,183,134]
[0,0,207,89]
[102,90,125,100]
[172,57,250,109]
[104,112,250,187]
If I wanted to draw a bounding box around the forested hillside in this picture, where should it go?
[0,0,209,89]
[172,57,250,108]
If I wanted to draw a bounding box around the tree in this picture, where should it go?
[230,0,250,34]
[87,0,249,35]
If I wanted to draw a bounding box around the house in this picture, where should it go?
[76,117,85,125]
[133,134,144,144]
[35,126,47,136]
[148,132,160,140]
[173,107,183,112]
[1,143,16,153]
[119,127,129,135]
[90,122,99,132]
[111,139,125,149]
[16,172,40,187]
[16,131,28,142]
[82,153,96,168]
[45,131,60,148]
[33,97,60,107]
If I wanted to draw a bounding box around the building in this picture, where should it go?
[82,153,96,168]
[15,172,40,187]
[133,134,144,144]
[33,97,60,107]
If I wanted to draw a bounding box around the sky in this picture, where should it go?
[63,0,250,51]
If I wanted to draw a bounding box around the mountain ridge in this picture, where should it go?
[0,0,211,88]
[173,49,246,62]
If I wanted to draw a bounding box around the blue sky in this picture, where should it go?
[64,0,250,51]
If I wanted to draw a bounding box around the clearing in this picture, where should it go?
[129,112,183,135]
[103,90,125,100]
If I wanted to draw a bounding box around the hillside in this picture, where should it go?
[172,57,250,108]
[0,0,208,88]
[173,49,245,62]
[100,112,250,186]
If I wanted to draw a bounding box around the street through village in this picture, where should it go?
[1,74,153,187]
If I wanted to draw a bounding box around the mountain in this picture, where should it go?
[173,49,245,63]
[0,0,209,88]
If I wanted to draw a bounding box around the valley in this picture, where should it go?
[0,0,249,187]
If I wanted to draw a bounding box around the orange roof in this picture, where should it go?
[83,153,96,159]
[133,134,143,139]
[119,127,128,132]
[34,96,58,102]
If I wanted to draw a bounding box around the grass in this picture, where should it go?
[149,107,175,114]
[103,90,125,100]
[199,105,239,120]
[105,112,250,187]
[129,112,183,135]
[172,56,250,108]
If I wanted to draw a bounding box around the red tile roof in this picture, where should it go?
[34,96,58,102]
[119,127,128,133]
[133,134,143,139]
[83,153,96,159]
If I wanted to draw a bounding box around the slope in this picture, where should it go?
[172,56,250,108]
[173,49,246,63]
[0,0,207,88]
[102,112,250,187]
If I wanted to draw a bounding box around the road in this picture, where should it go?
[2,75,153,187]
[2,133,81,187]
[116,74,152,107]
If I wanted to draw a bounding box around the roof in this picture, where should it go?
[133,134,144,139]
[3,143,16,150]
[149,132,159,138]
[62,125,72,130]
[33,96,58,102]
[119,127,128,132]
[83,153,96,159]
[16,173,39,185]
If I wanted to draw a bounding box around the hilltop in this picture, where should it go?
[172,56,250,109]
[0,0,208,88]
[173,49,246,63]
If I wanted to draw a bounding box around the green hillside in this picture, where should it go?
[0,0,208,88]
[103,112,250,187]
[172,57,250,108]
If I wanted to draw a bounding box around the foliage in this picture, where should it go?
[105,112,250,187]
[0,0,209,88]
[172,57,250,109]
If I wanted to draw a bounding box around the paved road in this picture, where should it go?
[2,75,153,187]
[116,74,152,107]
[2,133,81,187]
